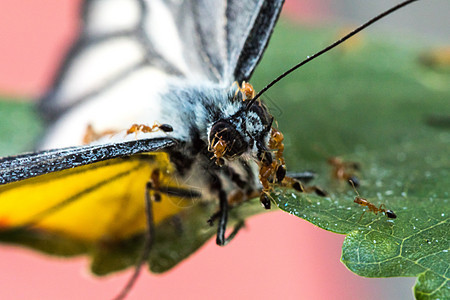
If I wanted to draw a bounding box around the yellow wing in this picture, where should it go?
[0,153,192,243]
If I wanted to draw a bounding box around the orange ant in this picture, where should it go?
[83,124,117,144]
[209,130,228,166]
[126,123,173,135]
[257,128,289,209]
[233,81,256,101]
[328,156,361,187]
[83,123,173,144]
[349,180,397,220]
[258,128,327,209]
[240,81,256,100]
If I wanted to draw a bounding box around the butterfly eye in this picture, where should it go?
[209,121,248,161]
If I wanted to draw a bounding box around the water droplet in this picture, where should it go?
[442,213,445,217]
[373,240,377,244]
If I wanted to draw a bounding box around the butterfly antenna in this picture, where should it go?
[246,0,419,109]
[113,183,155,300]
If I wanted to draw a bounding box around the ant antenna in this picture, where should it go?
[246,0,419,110]
[349,179,360,196]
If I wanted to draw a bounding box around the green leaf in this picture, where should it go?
[252,22,449,299]
[0,99,43,156]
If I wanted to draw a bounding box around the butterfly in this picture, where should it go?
[0,0,294,285]
[0,0,421,298]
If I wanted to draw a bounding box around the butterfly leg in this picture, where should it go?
[210,163,257,245]
[207,189,257,225]
[113,179,156,300]
[147,169,202,202]
[216,189,246,246]
[208,189,251,245]
[216,189,229,246]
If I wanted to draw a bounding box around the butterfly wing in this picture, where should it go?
[0,138,197,248]
[0,0,285,272]
[39,0,284,120]
[0,138,175,184]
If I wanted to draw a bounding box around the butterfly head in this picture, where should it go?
[208,83,276,167]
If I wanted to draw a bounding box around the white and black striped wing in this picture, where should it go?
[0,138,175,184]
[39,0,285,120]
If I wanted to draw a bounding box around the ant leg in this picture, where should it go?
[358,210,366,222]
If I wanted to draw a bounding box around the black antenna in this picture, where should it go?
[246,0,419,109]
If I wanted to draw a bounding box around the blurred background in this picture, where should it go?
[0,1,448,299]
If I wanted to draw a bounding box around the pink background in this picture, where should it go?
[0,1,415,299]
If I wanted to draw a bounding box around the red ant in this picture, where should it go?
[349,180,397,220]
